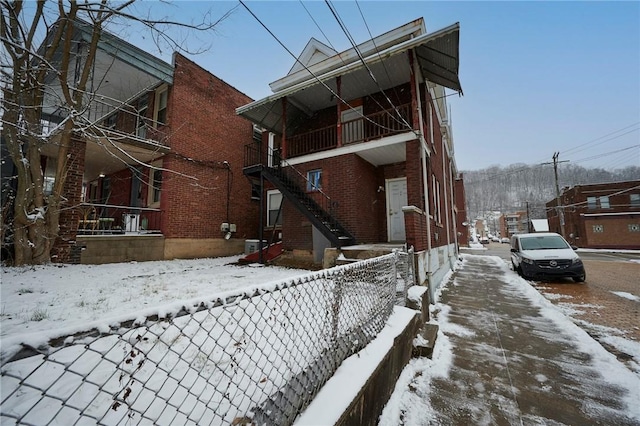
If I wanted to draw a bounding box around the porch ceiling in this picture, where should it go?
[237,23,462,135]
[286,132,413,168]
[41,134,169,182]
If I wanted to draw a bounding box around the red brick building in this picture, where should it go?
[500,211,529,238]
[546,180,640,249]
[237,18,464,286]
[29,21,259,263]
[454,174,469,247]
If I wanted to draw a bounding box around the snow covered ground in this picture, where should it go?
[0,255,309,340]
[2,253,638,424]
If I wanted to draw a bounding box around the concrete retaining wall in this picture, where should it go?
[164,238,244,260]
[78,235,165,264]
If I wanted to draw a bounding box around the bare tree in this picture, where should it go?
[1,0,234,265]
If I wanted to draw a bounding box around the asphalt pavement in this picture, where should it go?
[424,254,640,425]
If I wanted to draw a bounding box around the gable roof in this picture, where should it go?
[287,37,337,76]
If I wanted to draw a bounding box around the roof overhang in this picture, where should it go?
[42,19,174,120]
[236,22,462,135]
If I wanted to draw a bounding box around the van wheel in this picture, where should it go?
[574,274,586,283]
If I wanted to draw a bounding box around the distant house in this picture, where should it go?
[6,20,259,264]
[500,211,529,237]
[546,180,640,249]
[236,18,463,287]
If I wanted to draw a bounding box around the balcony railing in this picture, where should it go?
[288,103,413,158]
[76,203,162,235]
[41,91,169,147]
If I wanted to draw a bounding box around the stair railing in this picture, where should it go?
[269,147,337,218]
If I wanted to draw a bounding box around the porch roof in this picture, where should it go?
[236,22,462,135]
[42,19,174,121]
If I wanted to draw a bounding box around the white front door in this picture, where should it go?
[386,177,407,242]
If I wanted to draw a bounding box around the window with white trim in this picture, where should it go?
[587,197,597,209]
[599,196,610,209]
[630,194,640,207]
[136,95,148,138]
[147,161,162,208]
[307,169,322,192]
[267,190,282,227]
[154,86,168,126]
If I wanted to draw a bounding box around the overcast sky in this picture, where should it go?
[121,1,640,172]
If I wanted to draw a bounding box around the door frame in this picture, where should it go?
[386,177,407,242]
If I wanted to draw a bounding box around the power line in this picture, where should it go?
[238,0,414,135]
[561,121,640,157]
[297,0,408,130]
[324,0,413,132]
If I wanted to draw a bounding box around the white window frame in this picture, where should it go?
[154,85,168,127]
[267,190,283,227]
[147,160,162,208]
[307,169,322,192]
[136,96,148,138]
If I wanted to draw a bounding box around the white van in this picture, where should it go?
[510,232,586,282]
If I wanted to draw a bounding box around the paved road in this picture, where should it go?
[462,243,640,370]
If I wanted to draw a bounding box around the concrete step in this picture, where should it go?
[412,323,439,359]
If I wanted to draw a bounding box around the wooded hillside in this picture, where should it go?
[461,164,640,222]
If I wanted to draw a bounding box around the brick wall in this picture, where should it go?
[282,154,383,250]
[161,54,259,241]
[583,216,640,249]
[52,134,85,263]
[454,175,469,247]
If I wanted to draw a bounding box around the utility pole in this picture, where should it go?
[526,201,532,232]
[551,152,568,238]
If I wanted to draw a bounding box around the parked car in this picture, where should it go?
[491,236,500,242]
[479,237,490,245]
[500,237,510,244]
[510,232,585,282]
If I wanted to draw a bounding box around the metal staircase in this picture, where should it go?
[243,145,355,248]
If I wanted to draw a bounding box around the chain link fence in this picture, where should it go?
[1,249,415,425]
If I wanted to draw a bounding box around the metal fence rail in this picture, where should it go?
[1,250,415,425]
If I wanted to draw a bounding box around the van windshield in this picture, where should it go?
[520,235,569,250]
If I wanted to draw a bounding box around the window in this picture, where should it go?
[307,169,322,192]
[155,87,168,126]
[587,196,597,209]
[43,176,55,196]
[147,161,162,208]
[630,194,640,207]
[251,181,260,200]
[431,176,441,223]
[151,169,162,203]
[599,196,610,209]
[267,190,282,227]
[104,112,118,129]
[136,96,148,138]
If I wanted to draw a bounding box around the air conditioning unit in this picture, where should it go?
[245,239,267,255]
[124,213,140,232]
